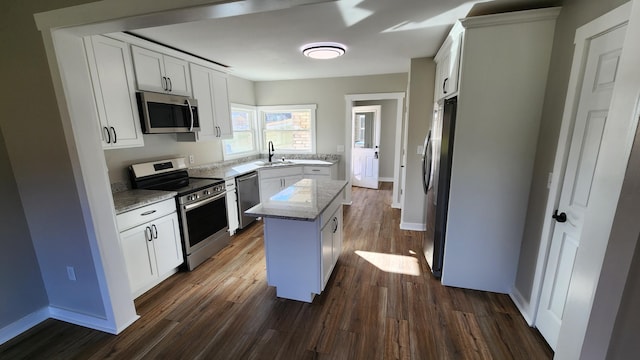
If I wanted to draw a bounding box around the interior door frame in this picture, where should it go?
[344,93,406,207]
[351,105,381,188]
[523,2,638,358]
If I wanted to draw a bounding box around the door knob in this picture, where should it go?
[552,210,567,223]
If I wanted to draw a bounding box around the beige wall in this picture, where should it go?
[403,58,435,226]
[0,128,49,328]
[255,74,408,180]
[354,99,398,180]
[514,0,629,302]
[1,0,110,325]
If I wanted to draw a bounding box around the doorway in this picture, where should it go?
[351,105,381,189]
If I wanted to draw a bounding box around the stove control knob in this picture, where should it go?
[204,190,210,195]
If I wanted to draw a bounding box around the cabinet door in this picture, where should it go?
[321,220,334,290]
[131,46,166,93]
[163,55,191,96]
[211,70,232,138]
[189,63,217,141]
[260,177,283,203]
[226,182,239,234]
[152,213,184,276]
[333,206,343,264]
[283,174,303,188]
[120,222,156,295]
[85,36,144,149]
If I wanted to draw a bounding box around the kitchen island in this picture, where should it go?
[246,178,347,302]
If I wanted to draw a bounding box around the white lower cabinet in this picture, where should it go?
[304,164,337,180]
[225,179,239,235]
[259,167,303,203]
[263,191,344,302]
[320,202,342,288]
[116,198,183,298]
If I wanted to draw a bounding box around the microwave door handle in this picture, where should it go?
[186,98,194,132]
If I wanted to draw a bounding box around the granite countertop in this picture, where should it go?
[245,178,347,221]
[189,159,336,180]
[112,189,177,215]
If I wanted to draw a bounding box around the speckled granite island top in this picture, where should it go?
[245,178,347,221]
[112,189,177,215]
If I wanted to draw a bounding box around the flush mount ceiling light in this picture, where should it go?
[301,42,347,59]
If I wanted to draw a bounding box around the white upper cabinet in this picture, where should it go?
[131,45,191,97]
[434,24,463,101]
[84,35,144,149]
[177,63,232,142]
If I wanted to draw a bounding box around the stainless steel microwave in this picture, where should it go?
[136,91,200,134]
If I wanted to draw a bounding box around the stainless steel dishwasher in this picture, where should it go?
[236,171,261,229]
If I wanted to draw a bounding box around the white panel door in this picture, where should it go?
[131,46,165,93]
[120,222,156,295]
[536,24,626,350]
[211,70,233,138]
[190,63,217,141]
[351,106,381,189]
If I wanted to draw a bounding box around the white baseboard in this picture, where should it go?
[379,177,394,182]
[49,306,119,334]
[0,307,49,345]
[510,287,534,326]
[392,202,401,209]
[400,222,426,231]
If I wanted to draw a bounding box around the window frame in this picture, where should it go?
[258,104,317,154]
[222,103,259,160]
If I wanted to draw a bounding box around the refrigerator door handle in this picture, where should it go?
[422,130,433,194]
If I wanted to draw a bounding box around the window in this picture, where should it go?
[259,104,316,153]
[222,104,258,159]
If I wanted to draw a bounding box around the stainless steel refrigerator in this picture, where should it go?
[422,97,457,278]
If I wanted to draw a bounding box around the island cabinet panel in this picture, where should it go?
[264,218,322,302]
[256,182,346,303]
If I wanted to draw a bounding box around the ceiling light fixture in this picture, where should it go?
[301,42,347,60]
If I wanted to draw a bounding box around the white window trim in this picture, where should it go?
[222,103,259,160]
[258,104,317,154]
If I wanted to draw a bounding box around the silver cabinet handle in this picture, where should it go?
[161,76,167,91]
[151,224,158,239]
[167,77,172,92]
[145,226,152,241]
[110,127,117,144]
[140,210,157,216]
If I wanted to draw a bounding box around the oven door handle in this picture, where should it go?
[183,192,226,212]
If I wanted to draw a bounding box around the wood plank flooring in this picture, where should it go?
[0,183,552,359]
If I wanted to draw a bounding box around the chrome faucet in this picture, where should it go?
[268,141,275,162]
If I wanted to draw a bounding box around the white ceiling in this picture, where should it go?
[130,0,560,81]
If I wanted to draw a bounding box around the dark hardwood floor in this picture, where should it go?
[0,183,552,359]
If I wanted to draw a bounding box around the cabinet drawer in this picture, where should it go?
[225,179,236,189]
[304,166,331,176]
[259,166,302,179]
[321,191,343,229]
[116,198,176,232]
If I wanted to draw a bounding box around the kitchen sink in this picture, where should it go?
[255,160,294,167]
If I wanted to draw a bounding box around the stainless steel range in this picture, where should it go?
[129,158,230,270]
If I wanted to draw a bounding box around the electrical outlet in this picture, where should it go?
[189,154,195,164]
[67,266,77,281]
